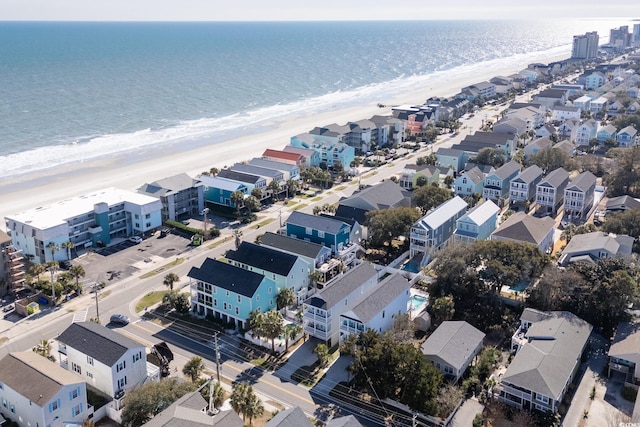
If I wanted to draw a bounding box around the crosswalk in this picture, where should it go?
[72,308,88,323]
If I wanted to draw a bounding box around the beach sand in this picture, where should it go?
[0,51,570,229]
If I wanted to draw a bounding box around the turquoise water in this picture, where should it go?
[0,19,630,179]
[410,295,428,311]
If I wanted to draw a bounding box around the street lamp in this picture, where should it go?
[201,208,210,239]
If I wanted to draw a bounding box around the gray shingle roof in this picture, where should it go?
[336,181,410,223]
[513,165,543,184]
[143,392,244,427]
[491,212,555,246]
[265,406,312,427]
[231,163,282,179]
[138,173,201,197]
[287,211,348,235]
[609,321,640,360]
[306,263,378,310]
[421,321,485,371]
[0,352,83,404]
[226,241,299,277]
[326,416,364,427]
[606,195,640,211]
[260,232,326,259]
[538,167,569,188]
[491,161,520,180]
[461,131,514,146]
[502,311,592,400]
[188,258,268,298]
[346,273,410,324]
[57,322,143,367]
[566,171,596,192]
[250,158,298,173]
[561,231,634,261]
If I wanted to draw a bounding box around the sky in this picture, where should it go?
[1,0,638,21]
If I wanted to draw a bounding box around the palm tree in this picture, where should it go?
[230,191,245,216]
[285,178,299,199]
[247,310,264,340]
[47,241,59,262]
[261,310,285,354]
[244,391,264,426]
[268,180,281,200]
[163,273,180,291]
[45,261,58,303]
[62,240,75,260]
[251,187,263,200]
[314,343,330,369]
[285,324,302,352]
[212,381,225,409]
[276,287,295,310]
[32,339,53,360]
[230,382,251,422]
[233,229,243,250]
[68,265,85,293]
[182,356,205,382]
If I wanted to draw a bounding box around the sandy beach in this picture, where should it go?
[0,50,570,229]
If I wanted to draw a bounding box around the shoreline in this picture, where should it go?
[0,49,570,229]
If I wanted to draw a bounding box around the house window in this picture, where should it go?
[305,227,312,235]
[235,307,239,315]
[118,377,127,388]
[50,399,60,412]
[268,287,272,294]
[226,290,230,297]
[146,222,151,227]
[213,286,217,294]
[535,394,549,404]
[213,298,217,307]
[145,214,151,219]
[444,365,454,375]
[72,362,81,375]
[116,361,126,372]
[223,302,227,310]
[318,230,325,238]
[72,404,82,417]
[237,295,241,303]
[256,295,260,301]
[71,388,79,399]
[87,372,93,379]
[87,356,94,365]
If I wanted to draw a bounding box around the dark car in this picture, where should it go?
[59,260,73,270]
[159,228,171,238]
[2,304,14,313]
[110,314,130,326]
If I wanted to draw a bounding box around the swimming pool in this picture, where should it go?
[410,294,428,312]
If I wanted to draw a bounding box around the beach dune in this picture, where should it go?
[0,51,569,229]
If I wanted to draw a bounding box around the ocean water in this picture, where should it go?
[0,19,630,179]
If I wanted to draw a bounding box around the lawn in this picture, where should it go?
[291,203,308,211]
[135,291,167,313]
[139,258,184,279]
[208,235,232,249]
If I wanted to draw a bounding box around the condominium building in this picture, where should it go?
[571,31,599,60]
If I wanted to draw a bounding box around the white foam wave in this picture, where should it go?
[0,42,578,179]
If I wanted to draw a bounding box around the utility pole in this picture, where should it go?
[202,208,210,239]
[208,375,215,414]
[94,283,100,321]
[214,333,221,382]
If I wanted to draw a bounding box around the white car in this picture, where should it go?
[128,236,142,244]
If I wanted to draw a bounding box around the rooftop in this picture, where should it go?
[259,232,327,259]
[421,321,485,371]
[416,196,468,231]
[344,273,411,324]
[226,241,299,277]
[188,258,269,298]
[491,212,555,246]
[306,263,377,310]
[137,173,201,197]
[287,211,349,235]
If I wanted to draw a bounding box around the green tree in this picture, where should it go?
[230,382,263,425]
[261,310,285,354]
[268,180,281,199]
[365,207,422,250]
[212,381,225,409]
[62,240,75,260]
[413,185,452,213]
[527,147,570,174]
[163,291,190,313]
[163,273,180,291]
[431,295,455,324]
[244,195,261,212]
[471,147,506,168]
[247,310,264,340]
[285,324,302,351]
[68,265,85,293]
[47,241,59,262]
[603,210,640,248]
[32,339,54,361]
[276,287,295,310]
[285,178,299,198]
[45,261,58,302]
[230,191,245,216]
[121,378,196,427]
[415,175,428,187]
[314,343,330,369]
[182,356,205,382]
[251,187,263,199]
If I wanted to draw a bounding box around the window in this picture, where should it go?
[72,403,83,416]
[146,222,151,227]
[268,287,272,294]
[145,214,150,219]
[134,214,139,219]
[213,286,217,294]
[318,230,325,238]
[86,372,93,379]
[116,361,126,372]
[72,362,81,375]
[87,356,94,365]
[133,352,142,362]
[213,299,217,307]
[535,394,549,404]
[135,223,140,228]
[305,227,312,235]
[235,307,239,315]
[226,290,230,297]
[71,388,79,399]
[49,399,60,412]
[237,295,241,303]
[118,377,127,388]
[444,365,454,375]
[256,295,260,301]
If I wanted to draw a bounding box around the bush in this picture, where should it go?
[622,386,638,402]
[472,413,483,427]
[166,220,220,239]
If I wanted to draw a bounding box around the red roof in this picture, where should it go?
[262,149,304,162]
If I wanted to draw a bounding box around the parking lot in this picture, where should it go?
[73,231,193,287]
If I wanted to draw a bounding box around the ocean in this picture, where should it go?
[0,19,630,179]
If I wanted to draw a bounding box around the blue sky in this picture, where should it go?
[1,0,637,21]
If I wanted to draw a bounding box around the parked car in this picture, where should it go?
[2,304,14,313]
[110,314,130,326]
[159,228,171,238]
[59,260,73,270]
[128,236,142,244]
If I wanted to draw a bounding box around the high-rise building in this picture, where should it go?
[610,26,631,50]
[571,31,599,60]
[633,24,640,45]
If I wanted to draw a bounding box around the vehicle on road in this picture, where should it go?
[110,314,130,326]
[59,260,73,270]
[128,236,142,244]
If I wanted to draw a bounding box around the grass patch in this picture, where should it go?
[139,258,185,279]
[350,180,358,185]
[101,290,111,298]
[255,218,275,229]
[387,163,395,167]
[310,196,323,202]
[208,236,232,249]
[292,203,308,211]
[135,291,167,313]
[0,337,8,346]
[363,171,378,178]
[334,186,346,191]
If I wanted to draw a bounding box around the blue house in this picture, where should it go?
[188,258,276,329]
[454,200,500,243]
[436,147,465,172]
[289,134,355,168]
[286,211,353,254]
[616,125,638,148]
[482,161,521,202]
[225,241,311,303]
[453,166,485,197]
[200,176,248,208]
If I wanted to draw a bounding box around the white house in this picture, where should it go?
[575,119,598,146]
[5,187,162,264]
[57,322,149,405]
[572,95,592,112]
[338,273,411,344]
[0,351,89,427]
[551,105,581,122]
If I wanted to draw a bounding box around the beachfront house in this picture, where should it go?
[224,241,310,303]
[509,165,544,206]
[575,119,598,147]
[490,212,555,253]
[421,321,485,382]
[456,81,496,101]
[409,196,468,262]
[262,149,306,168]
[496,310,592,413]
[250,157,300,181]
[289,135,355,168]
[57,322,150,404]
[5,187,162,263]
[453,200,500,243]
[282,145,321,168]
[230,163,284,187]
[558,231,634,266]
[482,161,521,203]
[0,352,89,427]
[217,169,268,197]
[338,273,412,345]
[563,171,597,220]
[453,166,485,197]
[200,175,248,208]
[536,167,570,215]
[188,258,277,329]
[303,263,379,347]
[137,173,204,223]
[617,126,639,147]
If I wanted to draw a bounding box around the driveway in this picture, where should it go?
[274,338,321,382]
[451,398,484,427]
